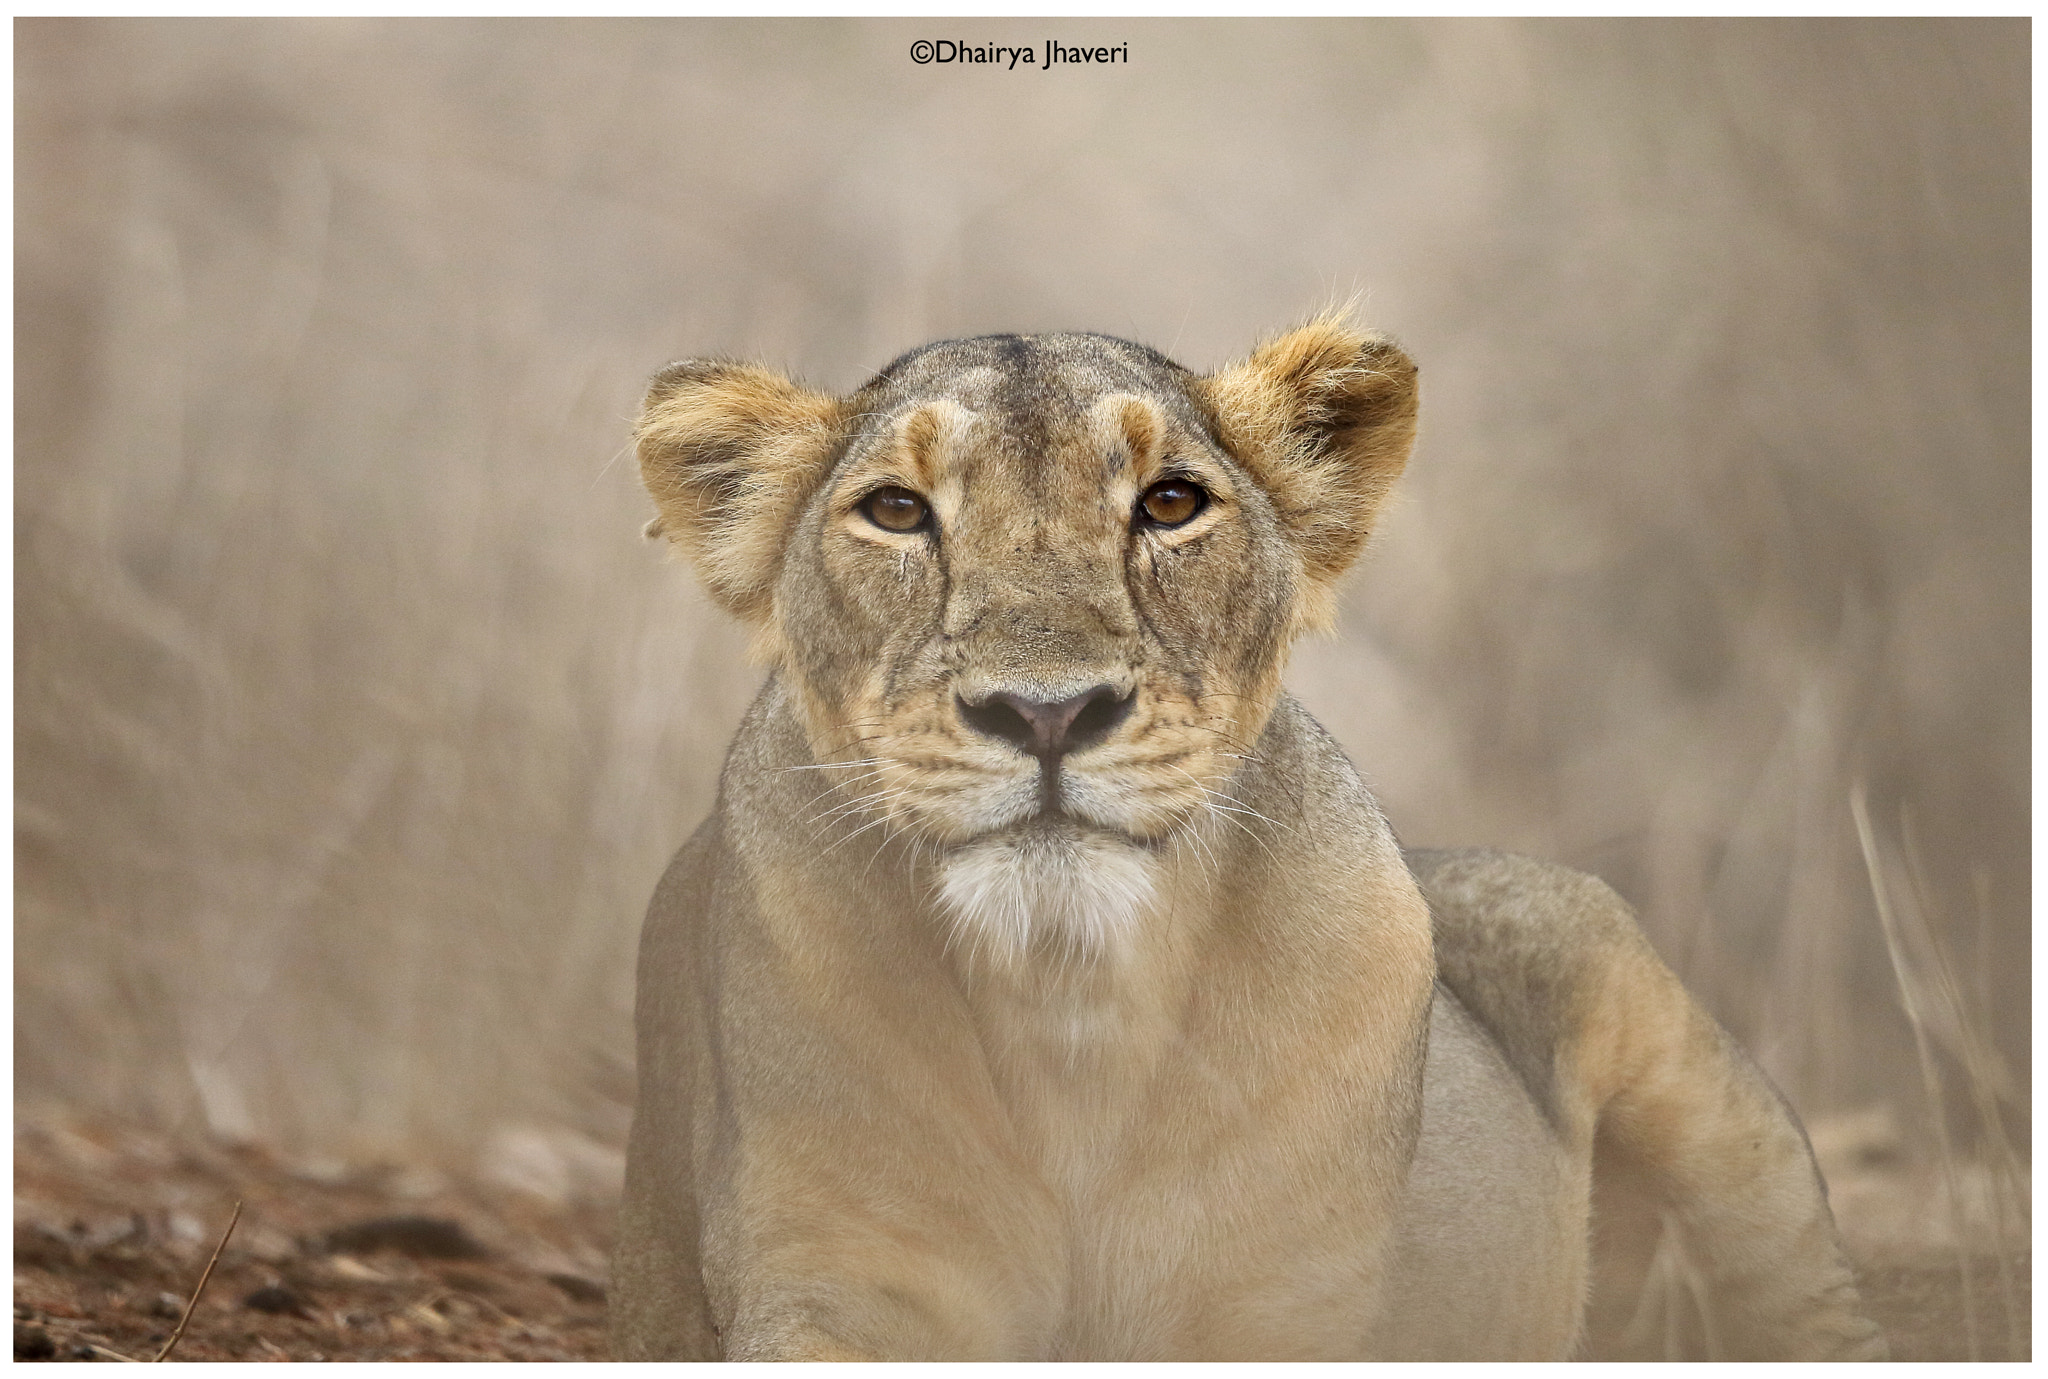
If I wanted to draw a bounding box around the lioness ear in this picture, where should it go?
[635,359,849,626]
[1200,317,1419,631]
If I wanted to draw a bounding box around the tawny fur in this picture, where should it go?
[611,319,1885,1361]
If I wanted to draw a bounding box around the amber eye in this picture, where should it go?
[1137,479,1207,528]
[863,486,930,533]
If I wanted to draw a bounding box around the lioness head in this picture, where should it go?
[637,318,1417,961]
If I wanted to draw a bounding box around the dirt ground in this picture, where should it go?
[14,1112,611,1362]
[12,1106,2028,1361]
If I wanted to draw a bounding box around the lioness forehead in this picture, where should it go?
[854,332,1208,431]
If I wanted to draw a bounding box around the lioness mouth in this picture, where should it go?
[934,817,1157,963]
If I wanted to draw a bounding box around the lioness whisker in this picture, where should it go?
[1158,764,1289,864]
[794,770,895,808]
[794,773,895,817]
[818,807,910,858]
[777,757,895,773]
[806,784,914,828]
[1196,793,1288,833]
[798,784,916,839]
[1175,721,1268,762]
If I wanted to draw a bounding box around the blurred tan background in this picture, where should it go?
[16,19,2026,1199]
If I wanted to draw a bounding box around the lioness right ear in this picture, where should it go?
[635,359,849,626]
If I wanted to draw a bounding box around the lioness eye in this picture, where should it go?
[1137,479,1207,528]
[863,486,930,533]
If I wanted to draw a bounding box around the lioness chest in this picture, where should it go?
[955,936,1415,1360]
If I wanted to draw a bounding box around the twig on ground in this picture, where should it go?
[153,1199,242,1362]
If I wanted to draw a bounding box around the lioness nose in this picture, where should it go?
[959,684,1133,759]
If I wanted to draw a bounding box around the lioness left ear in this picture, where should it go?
[635,358,849,627]
[1200,318,1419,630]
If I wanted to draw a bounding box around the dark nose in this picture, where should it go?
[958,684,1133,759]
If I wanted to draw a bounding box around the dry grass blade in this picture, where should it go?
[1614,1214,1711,1360]
[1968,869,2030,1363]
[1897,808,2029,1360]
[153,1199,242,1362]
[1849,784,1978,1360]
[88,1343,143,1363]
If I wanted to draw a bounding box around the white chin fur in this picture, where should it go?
[935,826,1155,965]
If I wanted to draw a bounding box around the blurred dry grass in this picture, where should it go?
[15,15,2026,1235]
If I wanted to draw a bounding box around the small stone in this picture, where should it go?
[322,1216,486,1260]
[242,1284,315,1319]
[13,1323,56,1361]
[545,1273,606,1304]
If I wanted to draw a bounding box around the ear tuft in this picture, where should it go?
[1200,315,1419,628]
[635,358,847,625]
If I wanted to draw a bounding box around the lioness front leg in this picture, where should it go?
[612,823,1068,1361]
[690,1144,1067,1360]
[709,1276,1009,1361]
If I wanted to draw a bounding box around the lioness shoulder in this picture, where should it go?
[610,321,1884,1361]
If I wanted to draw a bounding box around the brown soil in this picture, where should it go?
[13,1108,2029,1361]
[14,1113,611,1361]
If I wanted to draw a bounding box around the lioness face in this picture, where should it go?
[782,335,1296,851]
[637,320,1418,957]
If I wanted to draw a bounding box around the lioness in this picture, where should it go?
[611,319,1885,1361]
